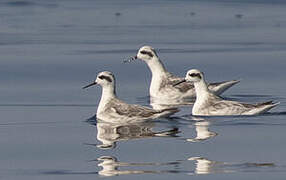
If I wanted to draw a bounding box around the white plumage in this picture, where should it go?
[127,46,239,108]
[83,71,178,123]
[176,69,279,116]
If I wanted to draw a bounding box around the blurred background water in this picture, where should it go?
[0,0,286,179]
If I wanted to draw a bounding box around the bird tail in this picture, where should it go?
[157,108,179,118]
[209,79,240,95]
[255,101,280,114]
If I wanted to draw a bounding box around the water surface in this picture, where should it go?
[1,0,286,179]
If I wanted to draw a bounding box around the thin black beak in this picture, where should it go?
[123,55,137,63]
[173,79,186,87]
[82,82,97,89]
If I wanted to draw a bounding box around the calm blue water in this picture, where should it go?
[1,0,286,179]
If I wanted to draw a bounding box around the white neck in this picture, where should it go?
[192,79,210,114]
[194,79,209,96]
[146,57,168,96]
[97,84,116,114]
[146,56,168,77]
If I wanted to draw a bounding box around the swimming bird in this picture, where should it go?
[83,71,179,123]
[125,46,240,106]
[174,69,279,116]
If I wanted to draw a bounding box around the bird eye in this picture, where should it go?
[140,50,148,54]
[140,50,154,58]
[98,75,112,82]
[189,73,201,78]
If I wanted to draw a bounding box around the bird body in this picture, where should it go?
[175,69,279,116]
[83,71,178,123]
[128,46,239,106]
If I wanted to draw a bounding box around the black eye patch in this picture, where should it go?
[98,75,112,82]
[189,73,201,79]
[140,50,154,58]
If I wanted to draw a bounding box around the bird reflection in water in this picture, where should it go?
[186,120,217,142]
[97,156,153,176]
[94,155,275,177]
[96,156,181,177]
[188,157,228,174]
[87,120,180,149]
[149,102,217,143]
[174,116,217,143]
[188,157,275,175]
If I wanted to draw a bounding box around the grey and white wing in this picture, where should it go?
[166,74,194,93]
[110,100,159,118]
[209,100,253,115]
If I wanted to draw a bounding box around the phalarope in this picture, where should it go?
[174,69,279,116]
[125,46,240,105]
[83,71,179,123]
